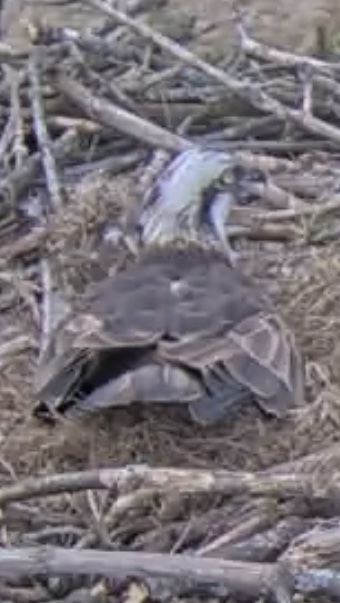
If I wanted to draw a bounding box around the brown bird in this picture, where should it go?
[33,148,304,425]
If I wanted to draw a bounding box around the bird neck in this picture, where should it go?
[139,223,231,258]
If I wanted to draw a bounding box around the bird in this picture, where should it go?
[33,147,304,426]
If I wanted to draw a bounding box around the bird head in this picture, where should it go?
[131,148,266,256]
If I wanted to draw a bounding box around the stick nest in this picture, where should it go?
[1,0,340,600]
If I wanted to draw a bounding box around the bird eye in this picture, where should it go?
[221,169,234,184]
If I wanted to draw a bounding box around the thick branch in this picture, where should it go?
[56,75,191,153]
[0,546,290,601]
[0,464,336,507]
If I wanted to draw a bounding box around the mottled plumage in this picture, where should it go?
[34,148,304,424]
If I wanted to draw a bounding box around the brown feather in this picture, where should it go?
[34,245,304,424]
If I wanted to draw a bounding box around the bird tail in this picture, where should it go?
[189,374,250,425]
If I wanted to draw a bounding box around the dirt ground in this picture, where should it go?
[3,0,340,55]
[1,0,340,481]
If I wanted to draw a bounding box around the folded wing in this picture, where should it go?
[34,247,304,424]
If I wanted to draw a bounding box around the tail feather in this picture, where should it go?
[189,374,251,425]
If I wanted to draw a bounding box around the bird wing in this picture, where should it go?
[35,250,220,417]
[160,310,304,420]
[34,247,304,422]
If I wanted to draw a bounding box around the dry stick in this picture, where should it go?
[0,128,77,205]
[0,42,25,66]
[215,139,340,154]
[265,442,340,478]
[313,74,340,103]
[0,336,37,369]
[280,524,340,598]
[205,115,280,142]
[0,465,335,507]
[199,517,308,563]
[38,259,71,360]
[140,65,183,92]
[46,116,302,179]
[55,77,305,211]
[47,115,102,134]
[0,228,48,267]
[56,75,191,153]
[0,111,15,163]
[65,32,140,115]
[7,86,74,353]
[236,19,339,75]
[235,151,298,173]
[236,193,340,224]
[85,489,112,549]
[0,584,48,603]
[59,150,146,182]
[0,67,24,165]
[275,173,337,199]
[0,545,290,601]
[282,524,340,575]
[86,0,340,145]
[245,181,304,210]
[76,489,157,548]
[24,53,71,357]
[6,66,27,169]
[196,508,272,557]
[229,224,298,242]
[28,48,64,213]
[293,567,340,599]
[54,67,323,197]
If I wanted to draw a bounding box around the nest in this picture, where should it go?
[1,0,340,600]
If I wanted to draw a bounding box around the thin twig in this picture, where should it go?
[236,17,340,75]
[0,111,16,163]
[6,66,28,169]
[76,489,157,549]
[28,47,65,213]
[0,128,77,206]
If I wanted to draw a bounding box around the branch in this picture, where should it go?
[0,546,290,601]
[86,0,340,145]
[0,42,25,66]
[0,128,77,205]
[53,77,306,213]
[6,66,27,168]
[56,75,191,153]
[0,464,338,508]
[236,18,340,75]
[28,47,65,212]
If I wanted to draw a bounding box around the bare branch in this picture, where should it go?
[236,18,340,75]
[0,545,290,601]
[28,47,65,213]
[0,464,338,508]
[56,75,192,153]
[86,0,340,144]
[0,128,77,206]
